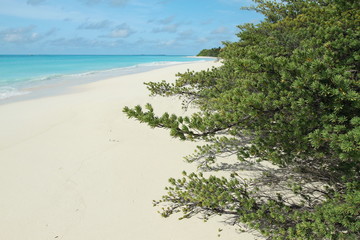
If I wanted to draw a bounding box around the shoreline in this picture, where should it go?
[0,59,211,105]
[0,61,256,240]
[0,55,212,104]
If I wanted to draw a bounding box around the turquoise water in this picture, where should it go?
[0,55,211,100]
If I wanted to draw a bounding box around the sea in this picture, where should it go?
[0,55,212,102]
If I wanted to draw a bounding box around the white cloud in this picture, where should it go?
[158,39,177,47]
[197,37,209,44]
[81,0,101,4]
[47,37,127,50]
[0,26,54,43]
[152,24,179,33]
[44,28,58,36]
[79,0,102,5]
[102,23,135,38]
[80,0,129,7]
[78,20,112,30]
[211,26,229,34]
[110,29,130,37]
[48,37,97,47]
[178,30,194,39]
[110,0,128,6]
[27,0,46,6]
[0,0,86,21]
[158,16,175,24]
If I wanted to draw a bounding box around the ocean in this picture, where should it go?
[0,55,211,101]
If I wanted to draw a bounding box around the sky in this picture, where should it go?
[0,0,262,55]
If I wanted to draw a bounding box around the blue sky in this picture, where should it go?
[0,0,262,55]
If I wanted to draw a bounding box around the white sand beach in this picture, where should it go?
[0,61,257,240]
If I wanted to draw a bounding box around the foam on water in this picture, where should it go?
[0,87,30,100]
[0,55,212,101]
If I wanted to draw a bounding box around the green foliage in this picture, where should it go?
[197,47,221,57]
[154,173,360,239]
[124,0,360,239]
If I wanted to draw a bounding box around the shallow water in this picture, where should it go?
[0,55,211,101]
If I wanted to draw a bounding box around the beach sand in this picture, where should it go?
[0,61,258,240]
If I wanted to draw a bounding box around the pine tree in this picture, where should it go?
[124,0,360,238]
[197,47,221,57]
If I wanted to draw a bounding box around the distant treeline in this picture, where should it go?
[196,47,221,57]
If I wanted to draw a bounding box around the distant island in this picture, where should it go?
[196,47,221,57]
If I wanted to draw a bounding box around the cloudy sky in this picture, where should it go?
[0,0,262,55]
